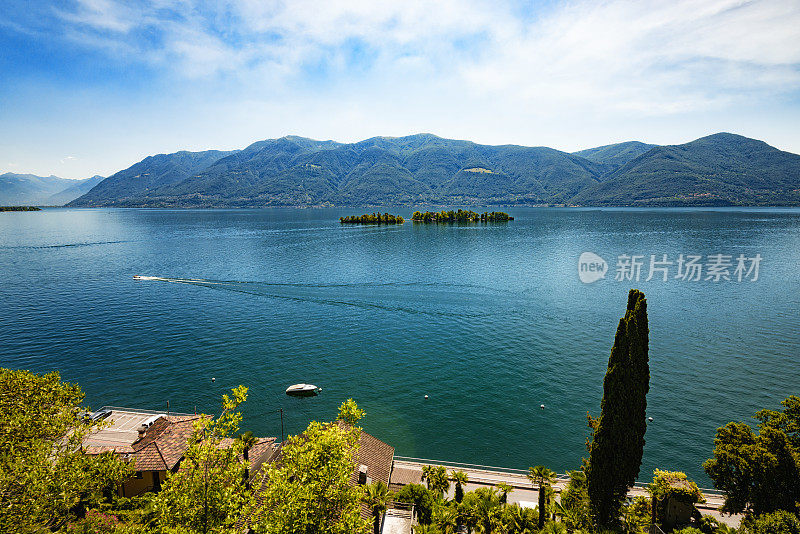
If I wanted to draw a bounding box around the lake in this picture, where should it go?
[2,207,799,487]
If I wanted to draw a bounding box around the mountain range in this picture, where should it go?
[6,132,800,208]
[0,173,104,206]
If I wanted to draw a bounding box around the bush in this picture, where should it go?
[743,511,800,534]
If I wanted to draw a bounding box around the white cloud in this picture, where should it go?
[48,0,800,113]
[6,0,800,178]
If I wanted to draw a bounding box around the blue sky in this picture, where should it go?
[2,0,800,179]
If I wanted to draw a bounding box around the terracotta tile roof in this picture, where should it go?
[336,423,395,523]
[352,425,395,486]
[134,442,168,471]
[131,415,203,471]
[389,465,422,488]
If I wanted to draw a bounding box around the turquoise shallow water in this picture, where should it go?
[2,207,799,487]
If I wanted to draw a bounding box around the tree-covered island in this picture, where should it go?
[0,206,41,211]
[411,209,514,222]
[340,213,405,224]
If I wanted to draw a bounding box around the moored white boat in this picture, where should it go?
[285,383,321,397]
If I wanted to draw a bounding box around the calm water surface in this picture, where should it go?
[2,207,799,486]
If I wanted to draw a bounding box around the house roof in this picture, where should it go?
[350,423,395,486]
[83,409,203,471]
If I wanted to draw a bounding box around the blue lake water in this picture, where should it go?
[2,207,799,487]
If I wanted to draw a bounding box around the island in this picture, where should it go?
[0,206,41,211]
[411,209,514,222]
[340,213,405,224]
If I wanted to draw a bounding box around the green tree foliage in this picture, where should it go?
[741,510,800,534]
[528,465,557,529]
[395,483,436,525]
[432,505,458,534]
[239,430,258,490]
[410,209,513,223]
[451,470,468,503]
[703,395,800,516]
[340,213,405,224]
[585,289,650,528]
[421,465,450,499]
[153,385,251,534]
[647,469,704,528]
[621,496,651,534]
[0,369,133,532]
[253,402,368,534]
[0,205,41,211]
[336,398,366,426]
[555,470,590,533]
[496,482,513,505]
[363,480,391,534]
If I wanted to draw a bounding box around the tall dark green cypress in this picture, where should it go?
[586,289,650,528]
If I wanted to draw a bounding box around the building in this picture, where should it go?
[82,407,275,497]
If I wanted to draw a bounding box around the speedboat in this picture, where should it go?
[285,384,321,397]
[133,275,160,280]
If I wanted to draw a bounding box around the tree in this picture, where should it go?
[556,470,590,533]
[704,395,800,516]
[254,401,369,534]
[154,385,251,534]
[472,487,501,533]
[505,503,538,534]
[452,470,468,503]
[363,480,391,534]
[528,465,557,529]
[585,289,650,528]
[396,483,436,525]
[336,398,365,426]
[423,465,450,499]
[647,469,704,529]
[0,369,133,532]
[496,483,513,505]
[432,504,458,534]
[239,430,258,490]
[741,510,800,534]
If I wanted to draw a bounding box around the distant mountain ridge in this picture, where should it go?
[0,173,104,206]
[50,132,800,208]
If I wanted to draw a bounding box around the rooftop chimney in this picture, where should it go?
[358,464,368,485]
[138,424,147,440]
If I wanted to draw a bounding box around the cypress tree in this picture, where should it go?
[585,289,650,528]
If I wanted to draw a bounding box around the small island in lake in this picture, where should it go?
[340,212,405,224]
[1,206,41,212]
[411,209,514,222]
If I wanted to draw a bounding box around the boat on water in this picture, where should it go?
[285,383,321,397]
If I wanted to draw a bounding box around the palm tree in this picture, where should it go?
[457,496,478,534]
[452,470,468,503]
[427,466,450,499]
[507,503,537,534]
[473,487,500,533]
[363,480,391,534]
[433,505,458,534]
[422,465,433,490]
[496,482,513,505]
[238,430,258,489]
[528,465,557,529]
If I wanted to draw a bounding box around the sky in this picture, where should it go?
[1,0,800,179]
